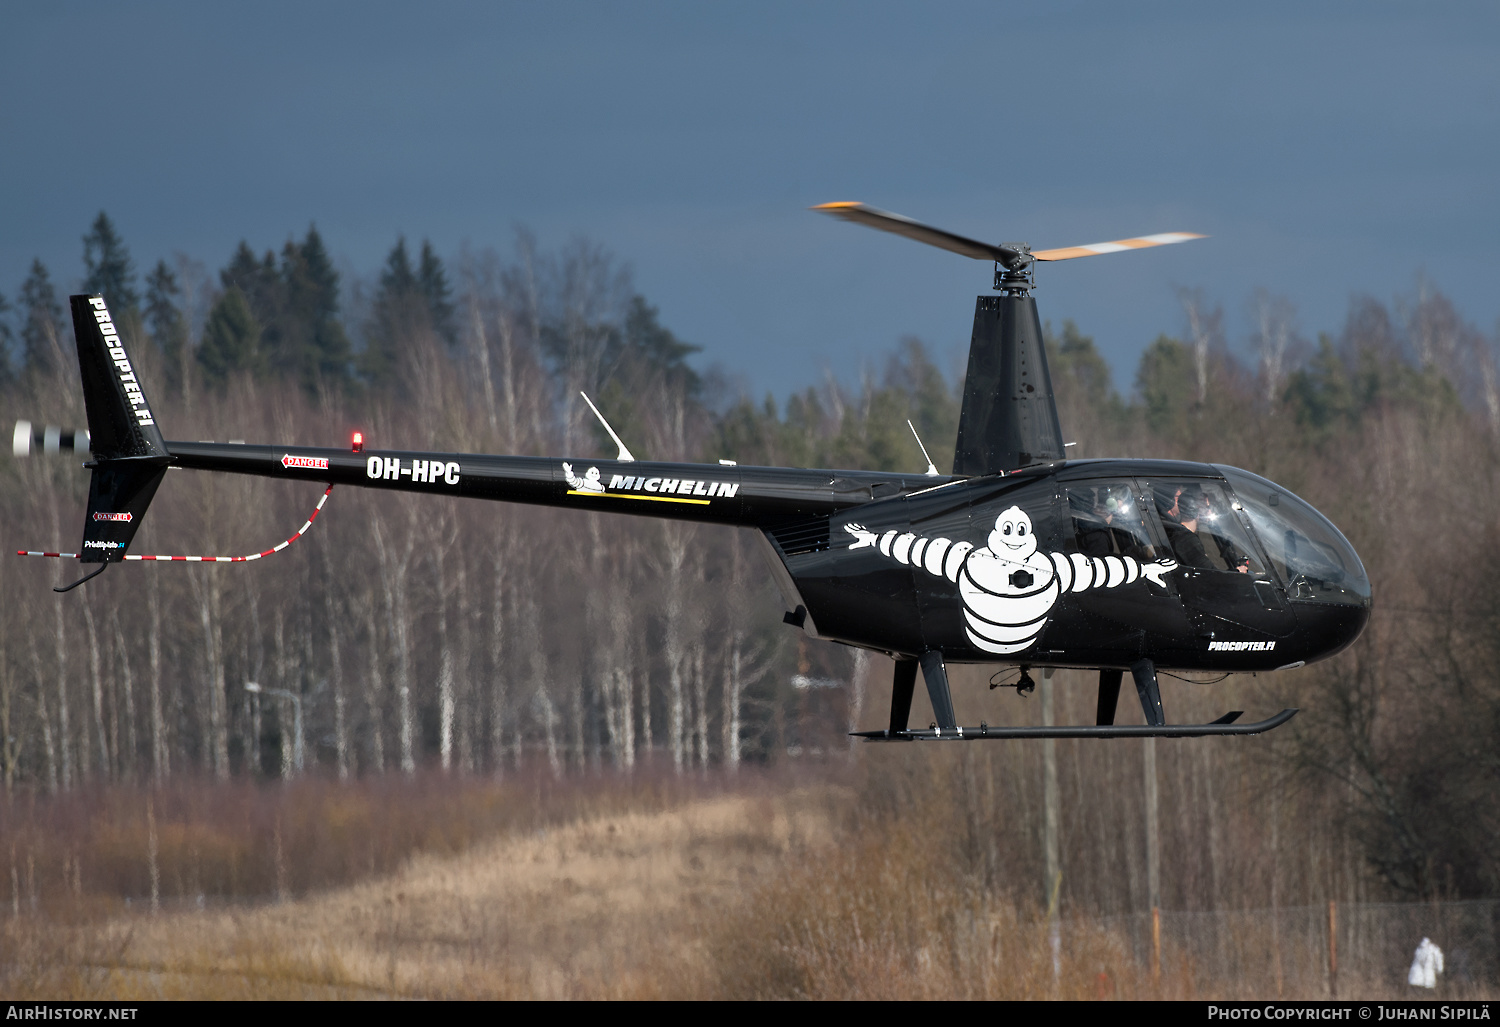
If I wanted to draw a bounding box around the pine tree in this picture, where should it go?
[622,295,701,395]
[417,240,456,345]
[82,212,139,312]
[145,261,188,390]
[288,227,340,326]
[0,290,14,389]
[1047,320,1115,409]
[214,231,352,393]
[884,336,958,456]
[381,237,417,297]
[277,239,314,379]
[19,259,65,377]
[284,226,350,388]
[220,242,283,367]
[363,237,423,387]
[198,286,262,386]
[221,241,275,303]
[1136,334,1195,437]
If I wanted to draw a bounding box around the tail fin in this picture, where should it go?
[952,294,1065,475]
[70,295,168,563]
[73,294,165,458]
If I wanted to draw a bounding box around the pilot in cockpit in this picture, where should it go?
[1156,484,1251,573]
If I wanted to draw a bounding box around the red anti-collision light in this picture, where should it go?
[352,432,363,453]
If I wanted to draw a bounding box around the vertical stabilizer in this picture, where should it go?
[70,295,168,562]
[952,294,1065,475]
[71,295,166,459]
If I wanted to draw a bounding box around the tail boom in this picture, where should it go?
[164,441,950,529]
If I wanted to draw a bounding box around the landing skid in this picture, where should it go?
[868,653,1297,741]
[853,707,1298,741]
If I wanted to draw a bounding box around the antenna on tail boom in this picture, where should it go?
[580,392,636,463]
[908,420,940,476]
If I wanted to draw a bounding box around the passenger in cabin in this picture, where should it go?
[1156,485,1213,569]
[1071,492,1114,558]
[1102,492,1152,561]
[1073,487,1152,561]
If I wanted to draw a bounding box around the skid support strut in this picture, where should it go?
[1132,659,1165,727]
[889,658,918,735]
[920,651,957,732]
[877,653,959,739]
[1096,669,1123,726]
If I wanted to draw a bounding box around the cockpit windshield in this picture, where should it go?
[1215,466,1371,607]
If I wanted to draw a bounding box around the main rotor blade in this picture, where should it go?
[1032,232,1206,262]
[811,202,1025,267]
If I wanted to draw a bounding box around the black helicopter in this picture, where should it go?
[17,203,1370,740]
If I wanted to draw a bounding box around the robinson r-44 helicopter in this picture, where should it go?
[17,203,1371,740]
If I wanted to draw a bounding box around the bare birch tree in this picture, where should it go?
[1252,288,1297,405]
[658,522,696,772]
[1179,286,1223,406]
[372,506,420,776]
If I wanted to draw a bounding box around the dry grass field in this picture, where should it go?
[64,790,842,999]
[0,773,833,999]
[4,759,1494,1000]
[0,771,1139,1000]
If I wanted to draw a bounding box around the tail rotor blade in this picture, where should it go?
[12,420,91,457]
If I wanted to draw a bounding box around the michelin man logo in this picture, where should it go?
[563,462,604,493]
[846,505,1179,655]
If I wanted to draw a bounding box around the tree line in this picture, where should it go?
[3,212,1500,905]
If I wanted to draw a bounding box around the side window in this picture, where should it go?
[969,477,1058,553]
[1149,480,1266,576]
[1064,483,1158,561]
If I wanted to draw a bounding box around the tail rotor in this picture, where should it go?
[12,420,90,458]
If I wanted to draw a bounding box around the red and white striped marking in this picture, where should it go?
[17,487,333,563]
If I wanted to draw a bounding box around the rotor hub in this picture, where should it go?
[992,242,1035,294]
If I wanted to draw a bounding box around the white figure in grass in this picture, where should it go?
[845,505,1179,655]
[563,462,605,493]
[1408,937,1443,989]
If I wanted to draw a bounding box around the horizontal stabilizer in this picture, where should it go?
[78,462,167,562]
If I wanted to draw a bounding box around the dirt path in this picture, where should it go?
[84,789,842,999]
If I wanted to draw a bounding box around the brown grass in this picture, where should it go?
[0,767,754,913]
[4,784,846,999]
[4,766,1495,1000]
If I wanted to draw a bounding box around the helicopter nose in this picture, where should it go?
[1292,600,1371,663]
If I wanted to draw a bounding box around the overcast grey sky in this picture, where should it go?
[4,1,1498,398]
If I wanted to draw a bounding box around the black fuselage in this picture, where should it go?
[163,442,1370,674]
